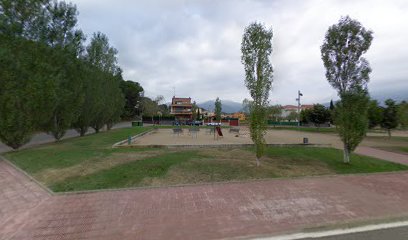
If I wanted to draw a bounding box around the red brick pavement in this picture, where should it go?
[0,161,49,240]
[2,159,408,240]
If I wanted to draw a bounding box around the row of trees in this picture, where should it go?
[241,16,401,165]
[300,104,331,126]
[368,99,408,136]
[0,0,142,149]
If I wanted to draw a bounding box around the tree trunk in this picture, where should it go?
[53,131,63,142]
[256,157,260,167]
[388,129,391,138]
[79,127,87,136]
[343,145,350,164]
[106,122,113,130]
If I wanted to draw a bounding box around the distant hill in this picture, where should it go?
[194,88,407,113]
[321,88,407,107]
[197,100,242,113]
[370,88,407,104]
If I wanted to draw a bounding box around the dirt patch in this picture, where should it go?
[139,148,335,187]
[36,150,164,184]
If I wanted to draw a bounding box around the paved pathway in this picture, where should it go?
[0,122,132,153]
[1,160,408,240]
[356,146,408,165]
[0,161,49,240]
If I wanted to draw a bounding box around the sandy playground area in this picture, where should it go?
[127,127,408,150]
[130,128,336,148]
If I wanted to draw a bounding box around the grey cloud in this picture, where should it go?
[72,0,408,105]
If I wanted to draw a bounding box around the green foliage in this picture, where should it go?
[367,99,383,129]
[85,32,124,132]
[309,104,331,127]
[268,105,282,122]
[381,99,399,137]
[301,105,331,127]
[264,147,408,174]
[0,0,133,147]
[41,50,84,140]
[50,151,197,192]
[41,1,85,55]
[397,101,408,129]
[300,108,312,124]
[191,101,198,120]
[0,0,49,39]
[0,35,55,148]
[249,106,268,159]
[196,107,201,120]
[321,16,373,95]
[120,80,144,119]
[105,73,125,130]
[214,97,222,121]
[321,16,373,163]
[329,100,335,111]
[241,22,273,165]
[334,91,369,163]
[286,111,298,122]
[0,90,34,149]
[72,64,99,136]
[6,127,151,173]
[141,96,162,118]
[85,31,119,74]
[242,98,252,116]
[7,128,408,191]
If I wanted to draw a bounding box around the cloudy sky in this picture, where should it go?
[72,0,408,105]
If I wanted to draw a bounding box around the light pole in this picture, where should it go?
[296,90,303,127]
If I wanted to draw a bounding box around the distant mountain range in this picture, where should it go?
[192,89,407,113]
[197,100,243,114]
[323,89,407,107]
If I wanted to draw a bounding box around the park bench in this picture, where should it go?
[188,127,200,138]
[172,128,183,136]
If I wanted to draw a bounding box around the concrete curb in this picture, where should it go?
[49,169,408,196]
[115,142,332,150]
[248,218,408,240]
[112,128,155,148]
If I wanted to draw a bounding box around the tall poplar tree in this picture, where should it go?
[0,0,55,148]
[381,99,399,137]
[241,22,273,166]
[214,97,222,121]
[85,32,123,133]
[40,1,85,141]
[321,16,373,163]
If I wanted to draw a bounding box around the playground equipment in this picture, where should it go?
[172,128,183,136]
[214,126,223,140]
[188,127,200,138]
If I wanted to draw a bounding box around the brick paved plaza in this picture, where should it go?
[2,159,408,240]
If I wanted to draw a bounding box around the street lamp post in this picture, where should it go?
[296,90,303,127]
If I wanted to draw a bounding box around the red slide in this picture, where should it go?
[215,126,223,137]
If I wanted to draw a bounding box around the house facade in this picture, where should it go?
[281,104,313,119]
[170,97,193,122]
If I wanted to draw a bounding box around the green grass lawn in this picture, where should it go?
[374,146,408,155]
[364,136,408,154]
[365,136,408,143]
[268,126,337,133]
[5,126,152,173]
[4,127,408,192]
